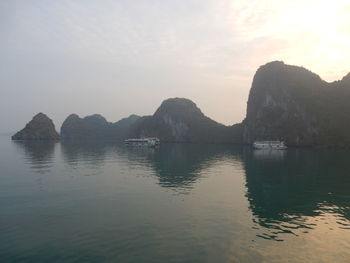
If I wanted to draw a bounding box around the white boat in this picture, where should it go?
[124,138,160,147]
[253,140,287,150]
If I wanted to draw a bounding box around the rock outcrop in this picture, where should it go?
[12,113,60,140]
[243,61,350,146]
[129,98,243,143]
[15,62,350,147]
[60,113,140,140]
[60,98,242,143]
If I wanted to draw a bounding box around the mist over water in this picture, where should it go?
[1,136,350,262]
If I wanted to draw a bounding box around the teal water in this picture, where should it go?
[1,136,350,262]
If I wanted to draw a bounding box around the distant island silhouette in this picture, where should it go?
[12,61,350,147]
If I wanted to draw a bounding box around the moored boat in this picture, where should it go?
[124,138,160,147]
[253,140,287,150]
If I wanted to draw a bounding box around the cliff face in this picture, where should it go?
[12,113,60,140]
[16,62,350,146]
[60,114,109,140]
[60,114,140,140]
[129,98,243,143]
[243,61,350,146]
[59,98,242,143]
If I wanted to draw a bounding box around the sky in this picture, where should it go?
[1,0,350,133]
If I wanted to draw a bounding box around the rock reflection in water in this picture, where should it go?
[60,141,243,191]
[5,138,350,261]
[15,139,350,244]
[147,144,242,190]
[244,149,350,241]
[12,141,56,174]
[60,141,111,168]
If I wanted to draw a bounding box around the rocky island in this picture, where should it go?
[12,113,60,141]
[129,98,243,143]
[243,61,350,147]
[57,98,242,143]
[12,61,350,147]
[60,114,140,141]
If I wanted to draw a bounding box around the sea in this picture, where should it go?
[1,135,350,263]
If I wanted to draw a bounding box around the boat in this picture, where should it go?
[253,140,287,150]
[124,138,160,147]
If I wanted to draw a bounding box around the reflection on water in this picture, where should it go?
[60,141,110,168]
[252,148,286,160]
[3,138,350,262]
[12,141,57,174]
[244,149,350,241]
[60,142,243,191]
[148,144,242,190]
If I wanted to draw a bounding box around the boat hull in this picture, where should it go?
[125,138,160,148]
[253,141,287,150]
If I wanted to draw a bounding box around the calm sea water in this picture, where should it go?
[1,135,350,263]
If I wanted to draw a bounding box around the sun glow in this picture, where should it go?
[231,0,350,81]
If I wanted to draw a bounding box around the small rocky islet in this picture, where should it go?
[11,113,60,141]
[12,61,350,147]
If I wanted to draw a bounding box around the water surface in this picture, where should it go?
[1,136,350,262]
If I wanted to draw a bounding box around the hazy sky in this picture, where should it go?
[1,0,350,133]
